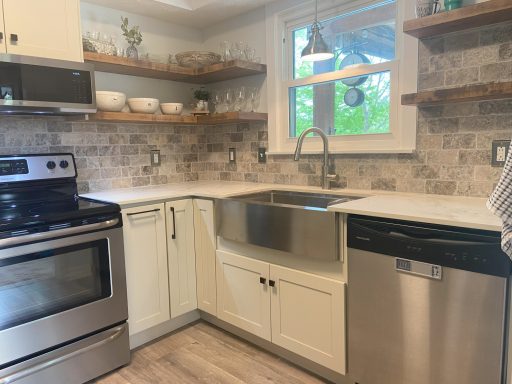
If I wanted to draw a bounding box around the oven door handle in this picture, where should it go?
[0,325,127,384]
[0,218,120,250]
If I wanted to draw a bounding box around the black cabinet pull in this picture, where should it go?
[0,32,3,40]
[259,277,266,285]
[269,280,275,287]
[127,208,160,216]
[10,34,18,42]
[171,207,176,239]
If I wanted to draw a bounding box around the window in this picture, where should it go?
[266,0,418,154]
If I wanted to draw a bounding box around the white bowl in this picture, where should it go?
[96,91,126,112]
[127,98,160,114]
[161,103,183,115]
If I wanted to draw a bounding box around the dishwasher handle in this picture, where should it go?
[350,218,501,247]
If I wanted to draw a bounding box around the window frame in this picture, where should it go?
[265,0,418,155]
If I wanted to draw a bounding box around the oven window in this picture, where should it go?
[0,240,111,331]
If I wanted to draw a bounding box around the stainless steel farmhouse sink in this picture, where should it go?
[216,190,363,261]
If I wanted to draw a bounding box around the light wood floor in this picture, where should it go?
[93,321,329,384]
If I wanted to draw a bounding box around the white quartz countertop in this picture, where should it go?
[328,194,502,232]
[82,181,502,232]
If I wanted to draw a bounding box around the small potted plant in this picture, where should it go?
[193,87,210,112]
[121,17,142,60]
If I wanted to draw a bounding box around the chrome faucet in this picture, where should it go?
[294,127,338,190]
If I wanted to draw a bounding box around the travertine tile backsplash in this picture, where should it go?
[0,21,511,197]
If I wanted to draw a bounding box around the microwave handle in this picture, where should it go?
[0,218,119,252]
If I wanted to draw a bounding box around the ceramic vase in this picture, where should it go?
[444,0,462,10]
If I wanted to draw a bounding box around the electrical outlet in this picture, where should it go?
[258,147,267,163]
[492,140,511,167]
[150,150,161,166]
[228,148,236,163]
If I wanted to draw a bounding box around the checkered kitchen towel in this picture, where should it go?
[488,141,512,259]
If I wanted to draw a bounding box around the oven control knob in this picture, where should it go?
[59,160,69,169]
[46,161,56,170]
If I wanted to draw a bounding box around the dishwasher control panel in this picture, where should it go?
[348,215,512,278]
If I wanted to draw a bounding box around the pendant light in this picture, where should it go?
[301,0,334,62]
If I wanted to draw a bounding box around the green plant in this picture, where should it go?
[121,17,142,47]
[193,87,210,101]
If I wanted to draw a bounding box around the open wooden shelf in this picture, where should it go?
[84,52,267,83]
[403,0,512,38]
[78,111,268,125]
[401,81,512,106]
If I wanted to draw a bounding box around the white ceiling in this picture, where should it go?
[83,0,276,28]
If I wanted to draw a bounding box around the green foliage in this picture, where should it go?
[121,17,142,47]
[291,27,391,138]
[193,87,210,101]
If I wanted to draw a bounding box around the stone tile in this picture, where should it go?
[428,118,459,134]
[430,52,462,71]
[480,23,512,46]
[462,45,499,67]
[442,134,476,149]
[371,178,397,192]
[445,30,479,52]
[458,150,492,165]
[480,62,512,82]
[418,71,445,90]
[445,67,480,86]
[499,43,512,61]
[439,165,474,181]
[458,116,495,132]
[425,180,457,195]
[456,181,494,197]
[412,165,440,179]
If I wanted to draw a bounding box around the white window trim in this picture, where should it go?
[265,0,418,155]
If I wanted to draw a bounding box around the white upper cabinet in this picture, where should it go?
[2,0,83,62]
[194,199,217,316]
[166,199,198,319]
[270,265,346,374]
[122,204,170,335]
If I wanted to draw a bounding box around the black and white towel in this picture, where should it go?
[487,141,512,259]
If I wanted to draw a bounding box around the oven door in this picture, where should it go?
[0,223,127,368]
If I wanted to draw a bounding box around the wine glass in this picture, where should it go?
[234,86,246,112]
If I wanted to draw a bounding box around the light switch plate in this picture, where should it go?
[492,140,511,167]
[150,150,161,166]
[228,148,236,163]
[258,147,267,163]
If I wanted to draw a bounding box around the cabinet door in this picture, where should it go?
[270,265,346,374]
[216,250,271,340]
[0,6,5,53]
[123,204,170,335]
[3,0,83,61]
[194,199,217,316]
[166,199,197,319]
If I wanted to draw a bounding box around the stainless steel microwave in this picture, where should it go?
[0,54,96,115]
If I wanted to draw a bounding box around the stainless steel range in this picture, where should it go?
[0,154,129,384]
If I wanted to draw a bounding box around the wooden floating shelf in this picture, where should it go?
[403,0,512,38]
[401,81,512,106]
[78,111,268,125]
[83,52,267,83]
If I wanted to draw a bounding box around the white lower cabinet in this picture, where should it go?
[123,204,170,335]
[270,264,346,374]
[194,199,217,316]
[216,251,271,340]
[166,199,197,318]
[215,250,346,374]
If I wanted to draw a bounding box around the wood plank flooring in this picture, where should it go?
[92,321,329,384]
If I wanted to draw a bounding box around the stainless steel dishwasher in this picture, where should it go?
[347,215,512,384]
